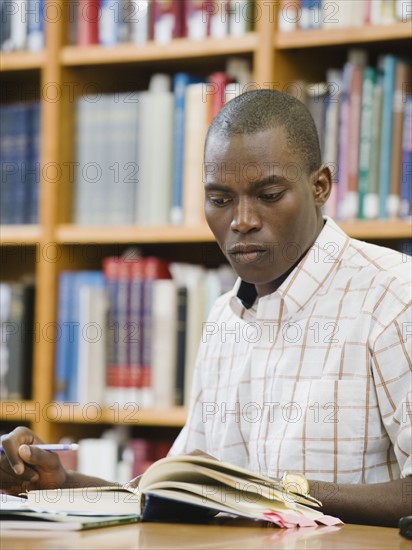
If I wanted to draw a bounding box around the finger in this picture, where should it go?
[1,427,42,475]
[18,444,61,472]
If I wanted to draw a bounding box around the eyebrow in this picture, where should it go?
[204,174,285,191]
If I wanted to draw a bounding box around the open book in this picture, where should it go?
[7,455,341,529]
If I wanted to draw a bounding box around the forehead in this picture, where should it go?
[205,127,294,163]
[204,127,303,182]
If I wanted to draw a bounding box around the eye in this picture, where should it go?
[259,190,285,202]
[207,195,232,207]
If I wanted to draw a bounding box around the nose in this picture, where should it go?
[230,197,262,234]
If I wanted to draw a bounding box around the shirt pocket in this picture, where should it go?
[302,379,368,483]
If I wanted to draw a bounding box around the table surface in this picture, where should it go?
[1,521,411,550]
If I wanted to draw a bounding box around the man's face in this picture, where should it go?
[204,127,329,297]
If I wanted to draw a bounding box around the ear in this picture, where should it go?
[310,164,332,207]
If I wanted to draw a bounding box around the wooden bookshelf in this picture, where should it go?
[61,34,258,66]
[0,225,43,244]
[275,21,412,49]
[0,1,411,445]
[0,51,46,71]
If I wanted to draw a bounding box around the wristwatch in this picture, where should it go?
[280,471,310,497]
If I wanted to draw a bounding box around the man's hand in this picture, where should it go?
[0,427,67,495]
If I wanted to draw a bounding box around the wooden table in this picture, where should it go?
[1,522,410,550]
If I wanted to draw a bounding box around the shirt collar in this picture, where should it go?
[229,217,350,319]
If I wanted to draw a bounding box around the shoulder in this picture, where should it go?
[344,238,411,297]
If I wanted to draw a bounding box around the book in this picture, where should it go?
[170,72,203,225]
[0,494,139,532]
[27,0,44,51]
[358,66,377,219]
[378,54,397,219]
[77,0,99,46]
[387,59,411,218]
[16,455,342,528]
[400,94,412,219]
[4,279,35,400]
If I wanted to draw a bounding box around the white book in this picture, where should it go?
[151,279,178,408]
[129,0,150,44]
[210,0,229,38]
[10,0,27,50]
[77,438,118,481]
[182,83,208,227]
[0,283,11,399]
[229,0,249,36]
[77,285,109,407]
[323,69,342,219]
[135,75,173,226]
[106,93,139,224]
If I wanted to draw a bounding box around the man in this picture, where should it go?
[1,90,411,526]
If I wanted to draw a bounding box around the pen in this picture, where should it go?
[0,444,79,453]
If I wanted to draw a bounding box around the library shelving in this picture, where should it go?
[0,0,411,444]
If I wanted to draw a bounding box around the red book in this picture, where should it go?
[152,0,184,43]
[77,0,100,46]
[207,71,230,123]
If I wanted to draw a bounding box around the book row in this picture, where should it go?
[68,0,253,47]
[0,278,35,401]
[53,255,236,409]
[278,0,411,32]
[0,0,44,53]
[74,59,251,226]
[0,101,40,225]
[300,52,411,221]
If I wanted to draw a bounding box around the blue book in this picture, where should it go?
[99,0,119,46]
[54,272,75,401]
[0,105,12,224]
[27,0,44,51]
[55,271,105,402]
[25,101,40,223]
[8,103,29,224]
[170,73,202,225]
[378,54,397,219]
[400,94,412,219]
[66,271,106,402]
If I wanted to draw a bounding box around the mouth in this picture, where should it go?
[227,243,268,264]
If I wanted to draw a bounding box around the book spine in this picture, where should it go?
[345,63,364,220]
[153,0,182,43]
[128,259,145,404]
[99,0,119,46]
[174,286,187,406]
[387,60,411,218]
[27,0,44,51]
[26,101,40,224]
[185,0,209,40]
[378,54,396,219]
[228,0,252,36]
[54,272,74,401]
[77,0,100,46]
[10,0,27,50]
[129,0,151,44]
[358,67,376,219]
[5,282,35,400]
[170,73,191,225]
[209,0,229,38]
[207,71,229,123]
[103,257,121,405]
[400,94,412,218]
[278,0,299,32]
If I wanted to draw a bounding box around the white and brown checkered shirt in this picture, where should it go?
[169,217,412,484]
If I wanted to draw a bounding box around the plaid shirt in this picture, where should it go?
[169,217,412,484]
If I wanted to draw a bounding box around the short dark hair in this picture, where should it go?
[205,89,321,173]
